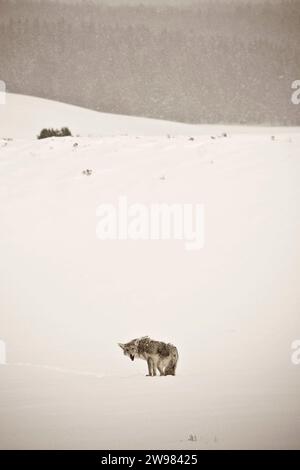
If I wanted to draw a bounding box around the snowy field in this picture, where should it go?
[0,94,300,449]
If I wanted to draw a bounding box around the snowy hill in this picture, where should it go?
[0,96,300,449]
[0,93,207,138]
[1,93,296,139]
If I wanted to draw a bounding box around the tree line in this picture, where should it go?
[0,0,299,124]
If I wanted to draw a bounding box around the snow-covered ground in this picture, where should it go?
[0,95,300,449]
[0,93,210,138]
[1,93,296,139]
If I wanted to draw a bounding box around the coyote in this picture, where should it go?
[118,336,178,376]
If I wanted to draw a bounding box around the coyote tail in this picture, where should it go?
[164,345,179,376]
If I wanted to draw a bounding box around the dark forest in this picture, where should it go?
[0,0,299,124]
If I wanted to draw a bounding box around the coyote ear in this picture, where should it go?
[118,343,125,350]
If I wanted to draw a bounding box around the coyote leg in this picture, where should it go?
[147,357,155,376]
[157,362,165,376]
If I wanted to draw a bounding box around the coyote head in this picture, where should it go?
[118,338,139,361]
